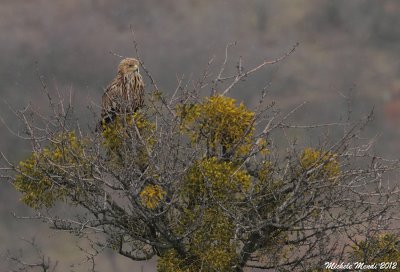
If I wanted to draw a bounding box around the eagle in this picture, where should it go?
[101,58,145,125]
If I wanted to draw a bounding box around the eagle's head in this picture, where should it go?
[118,58,140,75]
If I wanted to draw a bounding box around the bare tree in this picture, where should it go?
[5,238,58,272]
[2,40,400,271]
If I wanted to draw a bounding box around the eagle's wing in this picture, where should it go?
[101,76,122,123]
[130,74,145,112]
[100,71,144,126]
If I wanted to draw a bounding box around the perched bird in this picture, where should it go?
[101,58,145,125]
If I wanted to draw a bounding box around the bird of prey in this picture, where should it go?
[101,58,145,125]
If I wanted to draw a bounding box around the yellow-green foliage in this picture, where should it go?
[102,112,155,167]
[257,160,274,185]
[179,95,254,156]
[140,184,166,209]
[300,148,340,179]
[158,157,252,271]
[102,116,129,152]
[14,131,90,209]
[257,138,269,156]
[158,208,237,272]
[157,250,190,272]
[102,112,155,151]
[183,157,251,202]
[351,233,400,264]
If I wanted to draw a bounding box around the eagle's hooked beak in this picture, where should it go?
[133,64,139,72]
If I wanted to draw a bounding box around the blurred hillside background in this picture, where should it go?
[1,0,400,270]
